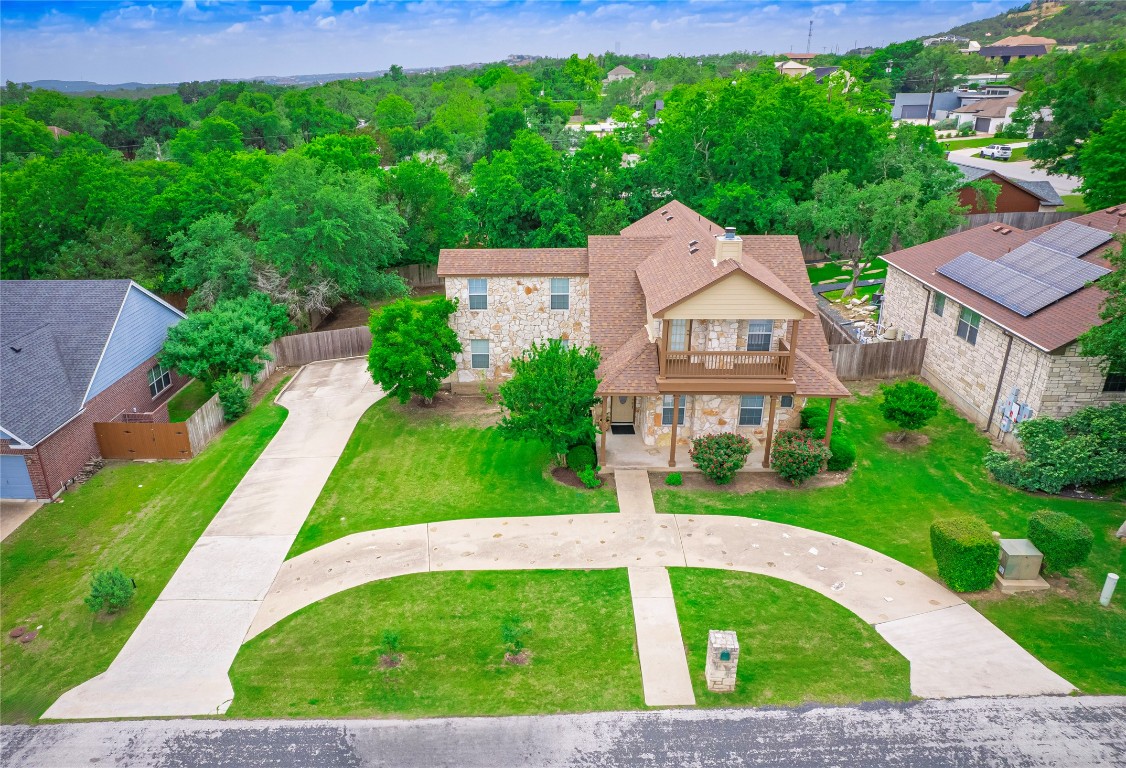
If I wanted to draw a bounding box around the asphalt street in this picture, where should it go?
[3,695,1124,767]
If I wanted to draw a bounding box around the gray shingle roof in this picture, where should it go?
[951,162,1064,206]
[1,280,132,445]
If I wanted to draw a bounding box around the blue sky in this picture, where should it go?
[0,0,1024,84]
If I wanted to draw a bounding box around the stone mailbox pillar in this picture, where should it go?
[705,630,739,692]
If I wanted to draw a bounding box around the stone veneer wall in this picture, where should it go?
[881,266,1125,440]
[637,394,803,450]
[446,275,590,388]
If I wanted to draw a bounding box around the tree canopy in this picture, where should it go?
[366,297,460,404]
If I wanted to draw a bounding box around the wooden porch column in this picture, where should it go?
[667,395,680,467]
[762,395,778,468]
[824,398,837,446]
[599,397,609,465]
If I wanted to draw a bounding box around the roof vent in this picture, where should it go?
[689,247,699,255]
[665,215,674,221]
[660,209,669,216]
[1105,206,1120,214]
[1001,228,1012,235]
[688,239,698,247]
[9,346,21,353]
[992,225,1004,232]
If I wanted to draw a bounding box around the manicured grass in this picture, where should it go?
[166,379,212,422]
[289,398,619,557]
[0,382,289,723]
[228,570,644,718]
[1061,194,1088,213]
[806,257,887,287]
[672,569,911,706]
[938,136,1004,149]
[653,389,1126,694]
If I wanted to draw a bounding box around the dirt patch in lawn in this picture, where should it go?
[390,390,502,428]
[882,432,930,451]
[654,469,849,494]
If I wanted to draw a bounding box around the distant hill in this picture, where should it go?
[17,68,408,96]
[938,0,1126,45]
[22,79,174,93]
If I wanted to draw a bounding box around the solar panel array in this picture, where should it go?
[1028,219,1113,257]
[935,221,1113,317]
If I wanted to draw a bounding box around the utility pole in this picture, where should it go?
[925,66,940,126]
[807,19,813,53]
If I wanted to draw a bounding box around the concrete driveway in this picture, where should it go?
[945,142,1082,196]
[0,500,42,541]
[43,358,383,720]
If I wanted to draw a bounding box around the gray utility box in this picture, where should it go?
[998,539,1043,581]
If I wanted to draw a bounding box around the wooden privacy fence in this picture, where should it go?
[185,393,224,455]
[947,211,1080,234]
[830,338,928,381]
[393,263,443,288]
[271,326,372,366]
[95,422,193,460]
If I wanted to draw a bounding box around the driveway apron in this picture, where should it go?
[44,358,382,720]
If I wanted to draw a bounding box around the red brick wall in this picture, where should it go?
[0,355,188,499]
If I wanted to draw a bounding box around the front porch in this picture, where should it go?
[601,430,770,472]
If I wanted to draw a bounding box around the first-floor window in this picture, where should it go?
[781,395,794,408]
[956,307,980,345]
[746,320,773,351]
[739,395,765,426]
[148,363,172,397]
[1104,372,1126,393]
[470,339,490,369]
[468,278,488,310]
[662,394,685,426]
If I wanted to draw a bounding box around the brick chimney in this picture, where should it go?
[713,226,742,266]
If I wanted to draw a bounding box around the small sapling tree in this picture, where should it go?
[367,297,460,405]
[878,381,940,442]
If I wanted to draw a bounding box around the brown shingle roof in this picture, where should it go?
[952,94,1019,117]
[588,235,666,357]
[882,208,1125,352]
[993,34,1055,47]
[436,248,588,276]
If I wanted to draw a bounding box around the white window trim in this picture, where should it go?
[468,278,488,311]
[746,320,773,352]
[738,395,765,426]
[550,278,570,310]
[470,339,490,369]
[662,394,685,426]
[956,307,980,345]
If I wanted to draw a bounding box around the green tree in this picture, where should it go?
[1078,109,1126,210]
[878,381,940,442]
[161,293,291,385]
[1078,235,1126,374]
[49,218,159,287]
[298,133,382,174]
[374,93,416,131]
[497,339,601,461]
[0,113,55,159]
[387,159,469,264]
[168,213,256,309]
[165,116,243,163]
[484,107,527,155]
[366,297,460,404]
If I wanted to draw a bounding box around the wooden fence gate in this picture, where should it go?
[94,422,193,460]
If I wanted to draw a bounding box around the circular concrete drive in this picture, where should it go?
[250,508,1074,700]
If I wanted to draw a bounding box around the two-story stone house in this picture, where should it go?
[880,207,1126,443]
[437,201,849,468]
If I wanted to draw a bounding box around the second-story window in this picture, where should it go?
[550,278,570,310]
[668,319,688,351]
[956,307,980,345]
[932,292,946,317]
[468,278,488,310]
[746,320,773,351]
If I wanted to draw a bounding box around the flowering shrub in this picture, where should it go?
[689,433,754,485]
[771,430,831,485]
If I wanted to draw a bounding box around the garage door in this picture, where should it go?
[1,455,36,499]
[975,117,991,133]
[900,105,928,120]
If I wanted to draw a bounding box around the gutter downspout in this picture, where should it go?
[918,288,933,339]
[985,332,1015,434]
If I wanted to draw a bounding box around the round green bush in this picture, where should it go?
[665,472,683,486]
[214,375,250,422]
[930,517,998,592]
[827,434,856,471]
[800,405,829,437]
[84,567,135,614]
[1027,510,1093,575]
[566,445,596,472]
[771,430,831,486]
[689,432,754,485]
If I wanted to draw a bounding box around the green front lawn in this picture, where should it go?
[806,257,887,287]
[654,390,1126,694]
[166,379,212,422]
[673,569,910,706]
[939,136,1006,150]
[1061,194,1088,213]
[0,382,289,723]
[289,397,618,557]
[229,569,645,718]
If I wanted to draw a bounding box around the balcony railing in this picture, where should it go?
[659,348,792,379]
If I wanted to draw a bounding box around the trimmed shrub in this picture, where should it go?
[566,444,596,472]
[800,405,829,439]
[930,517,999,592]
[689,433,754,485]
[1027,511,1094,575]
[84,567,135,614]
[214,374,250,422]
[771,430,831,486]
[827,434,856,471]
[665,472,683,486]
[577,466,602,489]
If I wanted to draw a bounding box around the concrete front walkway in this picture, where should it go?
[44,358,383,720]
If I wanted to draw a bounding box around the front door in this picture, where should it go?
[610,396,636,424]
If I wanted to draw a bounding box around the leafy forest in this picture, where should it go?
[2,39,1124,327]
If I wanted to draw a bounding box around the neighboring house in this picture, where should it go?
[0,281,188,500]
[978,36,1055,64]
[774,60,813,78]
[437,201,848,469]
[880,208,1126,441]
[892,91,962,121]
[45,125,72,140]
[952,162,1064,213]
[923,35,970,47]
[783,52,817,64]
[808,66,841,84]
[951,94,1021,134]
[605,65,636,83]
